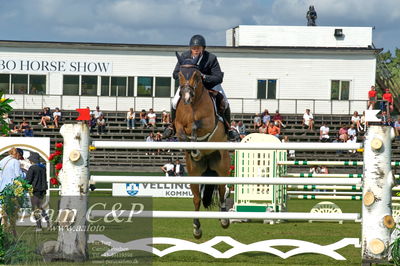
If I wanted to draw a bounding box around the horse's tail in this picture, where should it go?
[201,168,218,209]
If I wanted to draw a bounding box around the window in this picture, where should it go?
[111,77,126,97]
[101,76,110,96]
[257,79,277,99]
[12,74,28,94]
[81,75,97,96]
[174,78,179,93]
[29,75,46,95]
[155,77,171,97]
[137,76,153,97]
[331,80,350,100]
[0,74,9,94]
[63,75,79,95]
[128,77,134,97]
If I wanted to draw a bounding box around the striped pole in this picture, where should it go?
[289,195,362,200]
[287,185,400,191]
[288,191,362,196]
[278,160,400,166]
[284,173,363,178]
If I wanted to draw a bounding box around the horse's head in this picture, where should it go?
[176,52,203,105]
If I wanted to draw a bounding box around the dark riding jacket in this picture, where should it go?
[173,50,223,90]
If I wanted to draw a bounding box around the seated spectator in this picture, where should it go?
[272,110,286,128]
[18,118,33,137]
[140,109,148,128]
[394,117,400,138]
[237,121,247,139]
[258,123,268,134]
[359,111,366,132]
[347,124,357,139]
[127,108,135,130]
[52,107,62,128]
[230,121,239,133]
[347,135,357,154]
[319,122,330,142]
[282,135,295,158]
[89,114,97,133]
[162,111,171,125]
[92,106,103,120]
[267,122,280,139]
[319,165,329,174]
[253,113,262,130]
[387,117,395,127]
[367,85,377,110]
[262,109,271,127]
[338,124,348,142]
[148,109,156,127]
[2,113,15,135]
[381,110,389,125]
[39,107,52,128]
[155,132,163,141]
[96,115,106,135]
[351,111,360,129]
[302,109,314,131]
[146,132,155,142]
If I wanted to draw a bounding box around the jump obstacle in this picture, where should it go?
[50,124,396,263]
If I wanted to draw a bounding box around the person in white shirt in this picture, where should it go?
[126,108,135,129]
[161,159,175,176]
[52,107,62,128]
[351,111,361,132]
[92,106,103,120]
[302,109,314,131]
[347,135,357,153]
[147,109,156,127]
[347,124,357,138]
[319,122,330,142]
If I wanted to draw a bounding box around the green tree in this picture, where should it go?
[0,93,13,134]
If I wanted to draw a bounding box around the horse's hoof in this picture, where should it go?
[193,228,202,239]
[220,218,230,229]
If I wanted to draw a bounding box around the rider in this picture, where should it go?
[172,34,236,139]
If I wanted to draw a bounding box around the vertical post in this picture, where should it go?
[42,123,90,262]
[362,125,395,263]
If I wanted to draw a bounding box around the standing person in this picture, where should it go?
[161,159,175,177]
[25,152,50,232]
[367,86,377,109]
[319,122,330,142]
[382,88,394,112]
[174,159,185,176]
[302,109,314,131]
[0,148,24,192]
[127,108,135,130]
[172,34,236,139]
[96,115,106,135]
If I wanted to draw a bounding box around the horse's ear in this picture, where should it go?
[189,71,202,86]
[178,72,186,85]
[175,51,184,65]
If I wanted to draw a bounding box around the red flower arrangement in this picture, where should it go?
[48,142,63,187]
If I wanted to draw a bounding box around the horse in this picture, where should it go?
[174,52,230,239]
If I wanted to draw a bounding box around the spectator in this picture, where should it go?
[162,123,175,141]
[387,117,395,127]
[230,121,239,133]
[267,122,280,139]
[139,109,148,128]
[237,121,247,139]
[319,122,330,142]
[26,152,50,232]
[381,110,389,125]
[282,135,295,158]
[127,108,135,130]
[174,159,185,176]
[2,113,14,135]
[347,135,357,154]
[261,109,271,127]
[17,118,33,137]
[92,106,103,120]
[302,109,314,131]
[382,88,393,112]
[0,147,24,192]
[258,123,268,134]
[359,111,366,132]
[351,111,361,130]
[89,114,97,133]
[39,107,52,128]
[394,117,400,138]
[161,159,175,177]
[320,165,329,174]
[347,124,357,139]
[162,110,171,125]
[146,132,155,142]
[96,115,106,135]
[155,132,163,142]
[338,124,348,142]
[368,85,377,109]
[147,109,156,127]
[52,107,62,128]
[253,113,262,130]
[272,110,286,128]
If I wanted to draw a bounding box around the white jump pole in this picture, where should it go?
[362,126,396,262]
[90,175,361,186]
[91,141,362,151]
[90,210,360,221]
[278,160,400,166]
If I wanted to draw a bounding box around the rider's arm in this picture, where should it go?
[202,56,223,87]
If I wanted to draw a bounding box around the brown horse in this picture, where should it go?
[174,53,230,239]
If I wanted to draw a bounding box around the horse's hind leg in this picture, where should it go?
[190,183,202,239]
[218,184,230,229]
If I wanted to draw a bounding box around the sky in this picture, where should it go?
[0,0,398,53]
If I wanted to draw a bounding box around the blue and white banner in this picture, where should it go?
[112,183,193,198]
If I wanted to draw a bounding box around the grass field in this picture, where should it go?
[12,172,373,266]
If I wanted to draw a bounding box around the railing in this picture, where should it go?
[5,93,369,115]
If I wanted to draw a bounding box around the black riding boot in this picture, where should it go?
[224,106,239,141]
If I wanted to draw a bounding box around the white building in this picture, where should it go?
[1,25,378,114]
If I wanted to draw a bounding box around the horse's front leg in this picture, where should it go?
[218,184,230,229]
[190,183,202,239]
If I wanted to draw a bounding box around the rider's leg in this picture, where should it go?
[171,88,180,122]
